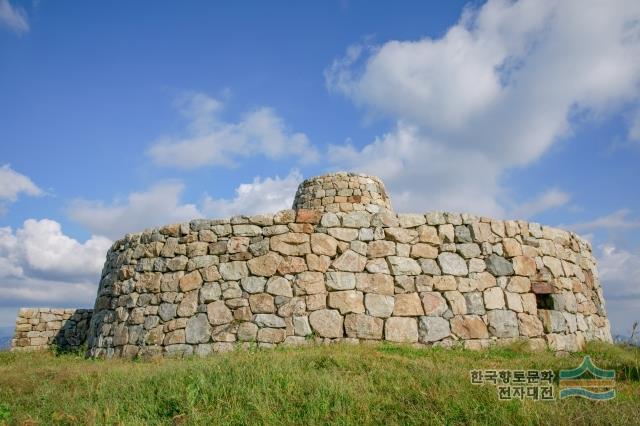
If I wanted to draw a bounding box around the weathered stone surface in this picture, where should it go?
[177,291,198,317]
[309,309,343,338]
[367,240,396,258]
[186,314,211,344]
[343,212,371,228]
[538,310,567,333]
[294,271,325,295]
[484,287,505,310]
[393,293,424,316]
[253,314,286,328]
[385,317,418,342]
[258,328,286,343]
[487,310,519,337]
[485,254,514,276]
[410,243,438,259]
[356,273,394,295]
[311,233,338,256]
[444,291,467,315]
[506,276,531,293]
[388,256,422,276]
[531,281,554,294]
[277,256,308,275]
[328,227,359,241]
[271,233,310,256]
[293,315,312,336]
[502,238,522,257]
[456,243,481,259]
[219,262,249,280]
[431,275,457,291]
[237,322,258,341]
[249,293,276,314]
[266,277,293,297]
[418,317,451,342]
[464,291,486,315]
[384,228,418,244]
[247,252,283,276]
[326,272,356,290]
[437,252,468,276]
[421,292,448,316]
[328,290,365,314]
[240,276,267,294]
[344,313,383,339]
[332,250,367,272]
[518,313,543,337]
[513,256,536,276]
[451,315,488,339]
[364,294,394,318]
[207,301,233,325]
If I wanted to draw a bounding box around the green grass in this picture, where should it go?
[0,342,638,425]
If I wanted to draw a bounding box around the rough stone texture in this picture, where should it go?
[10,308,92,352]
[15,172,609,357]
[385,317,418,343]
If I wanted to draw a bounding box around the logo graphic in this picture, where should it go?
[559,356,616,400]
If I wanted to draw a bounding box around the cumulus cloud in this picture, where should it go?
[328,123,505,215]
[69,182,202,240]
[567,209,640,233]
[148,92,318,169]
[598,244,640,300]
[0,164,42,213]
[326,0,640,214]
[0,219,111,311]
[510,188,570,220]
[202,170,302,218]
[0,0,28,34]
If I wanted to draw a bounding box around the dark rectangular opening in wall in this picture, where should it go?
[536,294,554,310]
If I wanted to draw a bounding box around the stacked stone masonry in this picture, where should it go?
[293,172,391,213]
[11,172,613,357]
[11,308,92,352]
[82,174,611,358]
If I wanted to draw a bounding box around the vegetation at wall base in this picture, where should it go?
[0,342,638,425]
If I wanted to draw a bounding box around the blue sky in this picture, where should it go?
[1,0,639,337]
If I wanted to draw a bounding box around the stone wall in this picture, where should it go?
[11,308,92,352]
[292,172,392,213]
[85,188,611,358]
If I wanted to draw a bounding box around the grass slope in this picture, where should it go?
[0,342,638,425]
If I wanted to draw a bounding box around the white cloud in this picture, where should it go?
[0,219,111,316]
[0,0,28,34]
[328,122,505,215]
[595,244,640,335]
[510,188,570,219]
[148,93,318,169]
[0,164,42,202]
[326,0,640,214]
[69,182,202,240]
[202,170,302,218]
[567,209,640,233]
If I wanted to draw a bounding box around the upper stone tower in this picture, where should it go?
[292,171,392,213]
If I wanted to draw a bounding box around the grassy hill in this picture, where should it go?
[0,341,638,425]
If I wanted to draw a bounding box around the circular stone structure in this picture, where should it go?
[84,172,612,359]
[292,172,391,213]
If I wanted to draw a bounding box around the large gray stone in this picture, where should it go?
[253,314,286,328]
[487,309,519,337]
[240,276,267,294]
[418,316,451,342]
[325,272,356,290]
[388,256,422,276]
[364,294,394,318]
[485,254,514,276]
[437,252,468,276]
[219,261,249,280]
[186,314,211,344]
